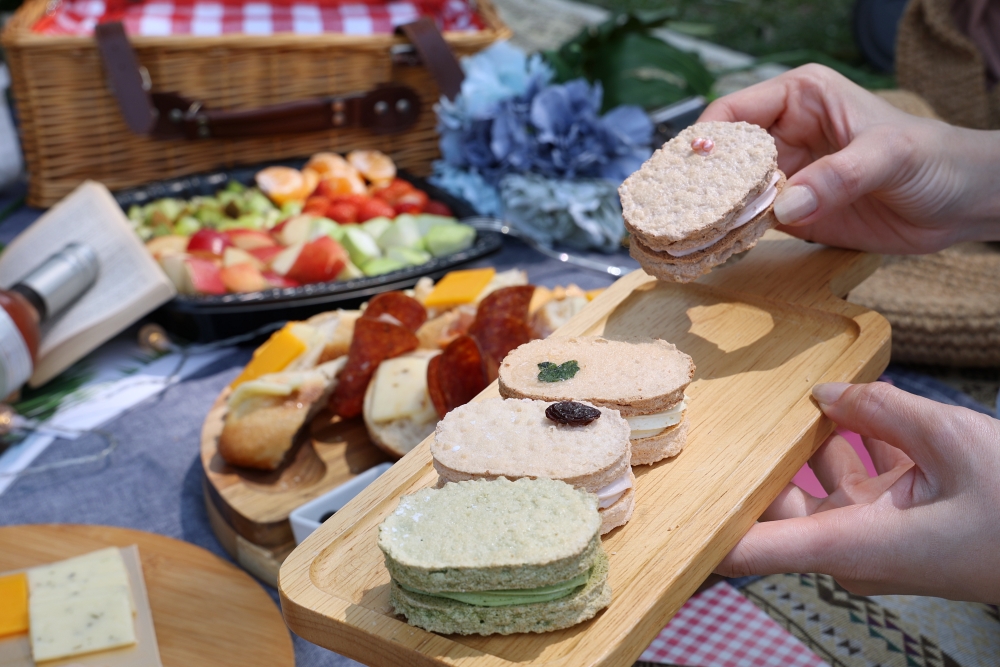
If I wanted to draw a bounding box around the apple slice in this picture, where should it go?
[185,256,227,295]
[186,229,231,256]
[270,241,304,277]
[220,262,270,293]
[159,253,192,293]
[146,235,189,261]
[263,271,300,288]
[226,229,277,251]
[286,236,348,285]
[277,214,315,246]
[223,246,264,269]
[249,245,284,266]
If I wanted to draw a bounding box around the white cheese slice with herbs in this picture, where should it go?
[368,355,436,424]
[625,398,687,439]
[29,591,136,662]
[27,547,138,661]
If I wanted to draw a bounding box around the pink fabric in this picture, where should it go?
[32,0,484,36]
[639,581,827,666]
[792,428,877,498]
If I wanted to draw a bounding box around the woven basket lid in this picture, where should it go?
[850,243,1000,367]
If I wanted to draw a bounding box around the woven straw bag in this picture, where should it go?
[848,91,1000,367]
[896,0,1000,129]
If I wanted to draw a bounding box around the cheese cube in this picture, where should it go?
[30,592,136,662]
[229,323,307,389]
[0,572,28,638]
[423,268,496,309]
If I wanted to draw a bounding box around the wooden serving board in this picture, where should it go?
[201,394,393,585]
[0,524,294,667]
[277,232,891,667]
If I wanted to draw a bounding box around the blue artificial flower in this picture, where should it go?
[428,162,502,217]
[500,173,625,253]
[459,42,554,119]
[432,41,655,250]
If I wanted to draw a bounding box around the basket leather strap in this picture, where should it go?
[397,18,464,101]
[94,19,464,140]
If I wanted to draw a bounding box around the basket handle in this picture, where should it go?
[94,19,464,140]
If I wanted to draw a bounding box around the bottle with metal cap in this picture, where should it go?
[0,243,99,398]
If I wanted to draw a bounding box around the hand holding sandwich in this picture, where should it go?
[699,64,1000,254]
[716,381,1000,604]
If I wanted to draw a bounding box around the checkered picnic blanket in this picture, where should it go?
[33,0,485,36]
[640,581,828,667]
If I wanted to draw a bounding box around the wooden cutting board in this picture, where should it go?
[201,395,393,584]
[277,232,891,667]
[0,524,294,667]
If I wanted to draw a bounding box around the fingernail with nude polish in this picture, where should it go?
[773,185,818,226]
[812,382,850,407]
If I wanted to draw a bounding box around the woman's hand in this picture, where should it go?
[716,381,1000,604]
[699,64,1000,254]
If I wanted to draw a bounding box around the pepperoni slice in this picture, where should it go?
[476,285,535,323]
[363,291,427,332]
[427,335,488,418]
[469,315,534,381]
[329,317,418,418]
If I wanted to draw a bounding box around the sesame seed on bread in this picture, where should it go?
[498,336,694,417]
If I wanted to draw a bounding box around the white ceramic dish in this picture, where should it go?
[289,463,394,544]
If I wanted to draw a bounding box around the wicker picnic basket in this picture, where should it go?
[1,0,510,207]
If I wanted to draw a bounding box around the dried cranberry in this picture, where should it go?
[545,401,601,426]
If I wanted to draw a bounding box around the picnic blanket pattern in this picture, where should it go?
[33,0,484,36]
[638,580,828,667]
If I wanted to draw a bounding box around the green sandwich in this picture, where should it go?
[378,477,611,635]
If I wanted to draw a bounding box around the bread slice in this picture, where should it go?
[388,548,611,635]
[380,477,602,592]
[431,398,630,494]
[620,121,783,282]
[363,349,441,459]
[598,472,635,534]
[630,417,689,465]
[498,336,694,417]
[218,358,346,470]
[620,121,778,248]
[628,173,785,283]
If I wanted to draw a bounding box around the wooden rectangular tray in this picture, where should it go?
[278,232,891,667]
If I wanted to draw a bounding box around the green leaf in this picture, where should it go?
[537,360,581,383]
[542,11,715,111]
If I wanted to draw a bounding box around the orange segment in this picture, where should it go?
[347,150,396,183]
[256,166,310,205]
[306,153,357,180]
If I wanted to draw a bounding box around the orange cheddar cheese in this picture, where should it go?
[0,572,28,638]
[423,268,496,309]
[229,323,307,389]
[585,289,604,301]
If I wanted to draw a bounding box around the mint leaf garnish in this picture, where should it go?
[537,360,580,382]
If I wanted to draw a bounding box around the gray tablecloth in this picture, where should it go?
[0,191,992,666]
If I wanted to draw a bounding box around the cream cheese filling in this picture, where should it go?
[596,470,633,510]
[664,172,781,258]
[626,397,687,440]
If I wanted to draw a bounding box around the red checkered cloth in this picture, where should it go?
[33,0,485,36]
[639,582,828,667]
